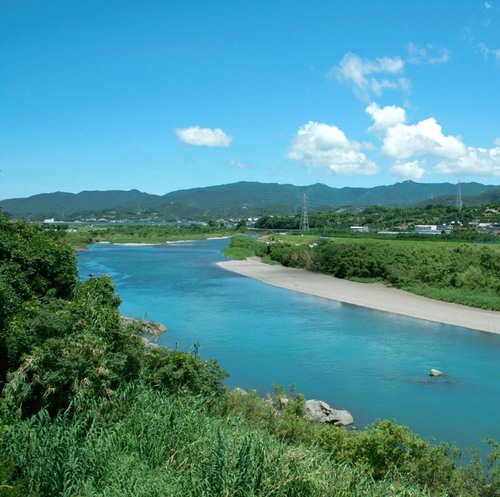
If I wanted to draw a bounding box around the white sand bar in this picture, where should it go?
[217,259,500,335]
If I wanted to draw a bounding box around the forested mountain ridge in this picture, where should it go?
[2,180,499,221]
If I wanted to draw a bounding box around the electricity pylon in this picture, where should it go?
[300,194,309,233]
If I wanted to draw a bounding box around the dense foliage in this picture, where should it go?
[1,214,499,496]
[255,203,500,235]
[0,217,78,387]
[54,223,234,249]
[230,235,500,310]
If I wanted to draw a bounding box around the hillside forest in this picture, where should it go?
[1,181,499,222]
[1,213,500,496]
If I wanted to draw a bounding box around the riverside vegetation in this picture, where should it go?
[54,223,236,249]
[226,234,500,311]
[1,213,500,496]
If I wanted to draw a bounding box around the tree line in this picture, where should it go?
[254,203,500,236]
[230,235,500,310]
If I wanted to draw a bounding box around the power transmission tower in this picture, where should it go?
[300,193,309,233]
[456,180,463,211]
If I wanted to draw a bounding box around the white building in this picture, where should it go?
[414,224,452,235]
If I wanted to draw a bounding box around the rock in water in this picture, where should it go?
[429,369,443,377]
[304,399,353,426]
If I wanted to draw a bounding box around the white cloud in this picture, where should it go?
[366,103,500,178]
[332,46,452,100]
[436,147,500,176]
[382,118,467,160]
[390,160,426,180]
[485,2,492,9]
[366,103,406,135]
[495,137,500,146]
[287,121,379,175]
[175,126,232,147]
[477,42,500,61]
[229,160,249,169]
[331,52,408,100]
[407,43,450,64]
[366,104,466,160]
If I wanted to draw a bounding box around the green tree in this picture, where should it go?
[0,215,78,388]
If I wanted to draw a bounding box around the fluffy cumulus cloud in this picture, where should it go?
[390,160,426,180]
[287,121,379,175]
[175,126,232,147]
[381,118,467,160]
[332,52,409,100]
[366,103,500,178]
[367,103,466,160]
[436,147,500,176]
[366,103,406,135]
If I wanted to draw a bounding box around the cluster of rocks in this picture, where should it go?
[121,316,167,348]
[234,388,354,427]
[303,399,354,426]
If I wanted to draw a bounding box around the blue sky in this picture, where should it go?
[1,0,499,199]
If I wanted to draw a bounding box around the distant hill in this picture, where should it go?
[0,189,163,220]
[414,188,500,207]
[1,181,499,221]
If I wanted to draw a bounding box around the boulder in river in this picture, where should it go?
[304,399,354,426]
[429,369,443,377]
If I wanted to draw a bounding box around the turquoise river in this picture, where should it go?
[77,238,500,451]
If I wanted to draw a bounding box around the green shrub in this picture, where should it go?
[1,384,433,497]
[140,347,227,398]
[0,458,26,497]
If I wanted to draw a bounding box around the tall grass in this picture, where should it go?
[2,383,432,496]
[404,284,500,310]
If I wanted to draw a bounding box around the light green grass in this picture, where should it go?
[259,233,499,253]
[403,285,500,310]
[224,247,255,260]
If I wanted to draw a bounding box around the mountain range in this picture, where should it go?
[1,181,499,221]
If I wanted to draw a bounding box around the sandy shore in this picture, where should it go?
[217,259,500,335]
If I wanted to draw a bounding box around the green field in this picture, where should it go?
[57,224,234,248]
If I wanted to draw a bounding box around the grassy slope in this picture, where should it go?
[2,385,434,497]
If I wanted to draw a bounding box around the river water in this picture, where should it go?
[77,238,500,450]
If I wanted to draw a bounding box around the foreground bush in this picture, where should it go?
[1,383,434,497]
[224,389,500,497]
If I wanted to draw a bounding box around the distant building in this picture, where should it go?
[484,208,499,218]
[414,224,452,235]
[476,222,493,233]
[350,226,369,233]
